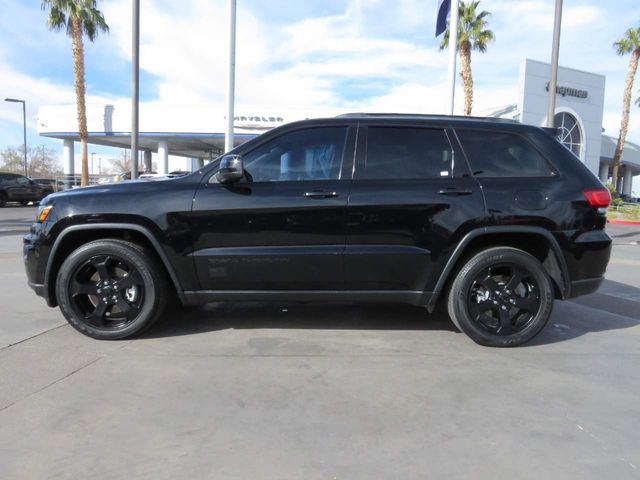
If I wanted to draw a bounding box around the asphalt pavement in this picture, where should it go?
[0,205,639,480]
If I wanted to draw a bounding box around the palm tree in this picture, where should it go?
[611,26,640,191]
[42,1,108,187]
[440,0,494,116]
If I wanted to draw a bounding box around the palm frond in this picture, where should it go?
[42,0,109,42]
[614,26,640,55]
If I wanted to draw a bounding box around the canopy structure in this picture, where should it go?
[37,104,348,174]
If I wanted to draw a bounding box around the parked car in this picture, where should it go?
[0,172,49,207]
[23,114,612,346]
[32,178,67,193]
[168,170,190,177]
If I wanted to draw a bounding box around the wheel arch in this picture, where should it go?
[45,223,185,307]
[428,226,570,309]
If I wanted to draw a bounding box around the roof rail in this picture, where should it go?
[336,112,520,124]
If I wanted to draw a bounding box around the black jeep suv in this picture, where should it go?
[23,114,612,346]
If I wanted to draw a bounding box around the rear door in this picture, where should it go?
[191,124,356,291]
[345,123,485,293]
[454,127,560,229]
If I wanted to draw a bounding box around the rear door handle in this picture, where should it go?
[304,191,339,199]
[438,188,473,196]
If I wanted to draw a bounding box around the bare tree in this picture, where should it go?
[0,146,62,177]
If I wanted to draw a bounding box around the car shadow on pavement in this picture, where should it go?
[142,279,640,346]
[143,286,640,346]
[525,279,640,347]
[143,302,459,339]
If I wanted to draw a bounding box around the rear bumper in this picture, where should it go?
[556,229,612,299]
[568,276,604,299]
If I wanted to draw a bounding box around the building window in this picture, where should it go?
[554,112,583,158]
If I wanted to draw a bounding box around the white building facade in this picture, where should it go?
[37,59,640,195]
[482,59,639,196]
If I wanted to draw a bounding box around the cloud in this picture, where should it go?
[1,0,640,152]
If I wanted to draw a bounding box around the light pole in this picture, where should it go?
[91,152,95,175]
[225,0,236,152]
[131,0,140,179]
[4,98,27,176]
[546,0,563,127]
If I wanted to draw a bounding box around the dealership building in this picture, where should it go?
[37,59,639,195]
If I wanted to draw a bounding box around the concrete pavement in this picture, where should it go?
[0,206,639,479]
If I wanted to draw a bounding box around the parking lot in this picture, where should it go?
[1,204,639,479]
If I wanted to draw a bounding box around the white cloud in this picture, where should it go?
[1,0,640,152]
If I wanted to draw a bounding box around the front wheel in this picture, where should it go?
[56,239,169,339]
[447,247,554,347]
[0,192,7,208]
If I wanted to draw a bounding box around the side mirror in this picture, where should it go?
[216,154,244,184]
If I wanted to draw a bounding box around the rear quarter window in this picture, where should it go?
[456,129,555,178]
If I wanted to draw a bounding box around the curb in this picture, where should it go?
[608,219,640,225]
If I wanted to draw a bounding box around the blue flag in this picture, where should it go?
[435,0,451,37]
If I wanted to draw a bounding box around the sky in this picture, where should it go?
[0,0,639,186]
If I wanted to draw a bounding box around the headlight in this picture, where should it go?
[37,205,53,222]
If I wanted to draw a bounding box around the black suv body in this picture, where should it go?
[0,173,49,207]
[23,115,612,346]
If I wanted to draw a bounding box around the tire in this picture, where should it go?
[56,239,169,339]
[447,247,554,347]
[0,192,6,208]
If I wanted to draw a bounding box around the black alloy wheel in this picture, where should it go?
[467,263,540,336]
[56,239,169,339]
[447,247,554,347]
[68,254,145,329]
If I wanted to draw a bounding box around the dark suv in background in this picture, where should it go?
[23,114,612,346]
[0,172,51,207]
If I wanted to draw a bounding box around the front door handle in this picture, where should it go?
[438,188,473,196]
[304,191,339,199]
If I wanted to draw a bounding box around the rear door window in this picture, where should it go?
[361,127,456,179]
[456,129,554,177]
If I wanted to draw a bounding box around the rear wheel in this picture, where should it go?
[447,247,554,347]
[56,239,169,339]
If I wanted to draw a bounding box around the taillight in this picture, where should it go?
[583,188,611,207]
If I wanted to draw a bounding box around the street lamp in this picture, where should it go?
[4,98,27,176]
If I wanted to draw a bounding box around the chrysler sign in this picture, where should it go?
[545,82,588,99]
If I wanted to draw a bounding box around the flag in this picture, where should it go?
[435,0,451,37]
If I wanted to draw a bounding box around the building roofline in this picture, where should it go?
[523,58,607,79]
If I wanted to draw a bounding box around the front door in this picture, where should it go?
[345,123,485,294]
[191,124,356,291]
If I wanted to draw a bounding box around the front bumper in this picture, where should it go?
[23,222,56,307]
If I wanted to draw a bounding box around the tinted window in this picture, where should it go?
[243,127,347,182]
[456,129,553,177]
[15,175,29,185]
[363,127,454,180]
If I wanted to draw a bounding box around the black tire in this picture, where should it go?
[56,239,169,339]
[0,192,7,208]
[447,247,554,347]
